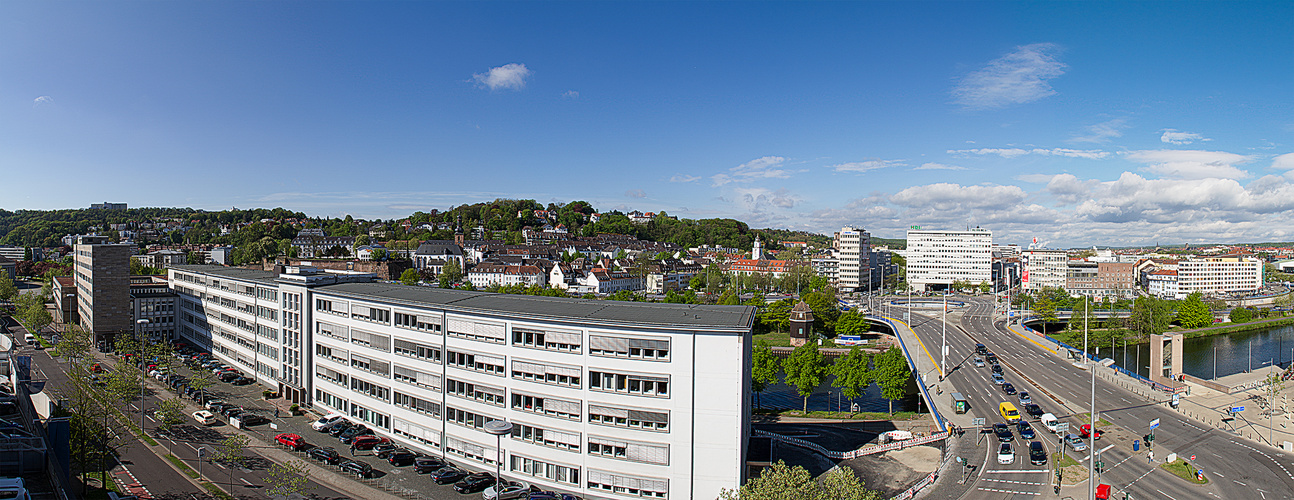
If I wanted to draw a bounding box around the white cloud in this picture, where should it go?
[952,43,1067,109]
[1075,172,1294,224]
[625,189,646,198]
[562,90,579,99]
[472,63,530,91]
[1124,149,1252,180]
[1160,129,1209,145]
[830,159,905,173]
[890,183,1028,211]
[33,96,53,106]
[1270,152,1294,171]
[669,174,700,183]
[948,147,1110,160]
[914,163,966,171]
[712,156,793,186]
[1070,118,1128,143]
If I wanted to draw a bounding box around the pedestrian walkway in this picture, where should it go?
[1175,373,1294,450]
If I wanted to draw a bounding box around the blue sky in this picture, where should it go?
[3,1,1293,247]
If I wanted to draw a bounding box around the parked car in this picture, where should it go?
[339,460,375,478]
[372,442,401,459]
[387,451,419,466]
[328,420,355,437]
[1064,433,1087,452]
[312,414,346,432]
[219,372,241,383]
[1001,383,1017,395]
[350,435,390,451]
[238,413,269,426]
[192,410,217,426]
[338,425,373,444]
[454,472,496,493]
[997,443,1014,464]
[1016,421,1035,440]
[414,456,451,474]
[482,482,532,500]
[1080,424,1103,440]
[993,423,1014,442]
[205,400,227,412]
[231,376,255,386]
[1029,441,1047,465]
[433,467,469,484]
[220,406,244,418]
[308,446,343,465]
[275,433,308,451]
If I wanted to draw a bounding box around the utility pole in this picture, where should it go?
[941,291,947,381]
[1087,296,1095,500]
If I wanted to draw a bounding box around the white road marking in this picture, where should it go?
[1157,490,1178,500]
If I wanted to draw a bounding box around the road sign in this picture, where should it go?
[971,418,986,426]
[1056,422,1070,433]
[1231,406,1245,413]
[1149,418,1160,430]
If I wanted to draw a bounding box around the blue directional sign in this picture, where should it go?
[1231,406,1245,413]
[1149,418,1160,430]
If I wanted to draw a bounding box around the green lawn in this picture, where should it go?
[754,331,792,347]
[1161,458,1209,484]
[1053,452,1079,468]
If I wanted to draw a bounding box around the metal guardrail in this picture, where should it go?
[1025,325,1174,393]
[872,315,947,431]
[751,429,950,460]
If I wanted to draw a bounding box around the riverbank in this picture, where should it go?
[1050,315,1294,347]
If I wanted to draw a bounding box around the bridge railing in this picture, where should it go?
[1022,323,1174,393]
[871,315,947,432]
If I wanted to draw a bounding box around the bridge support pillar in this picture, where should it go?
[1149,332,1184,384]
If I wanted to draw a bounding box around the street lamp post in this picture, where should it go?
[1086,297,1095,500]
[484,420,513,498]
[940,292,947,381]
[137,318,149,434]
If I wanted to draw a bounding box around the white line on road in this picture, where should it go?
[1233,479,1247,486]
[976,487,1041,496]
[239,477,253,485]
[984,469,1049,474]
[1157,490,1178,500]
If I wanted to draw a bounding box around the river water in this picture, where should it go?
[1102,324,1294,380]
[757,376,920,413]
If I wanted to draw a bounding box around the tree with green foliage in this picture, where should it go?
[834,310,868,337]
[265,460,312,499]
[1230,307,1254,324]
[399,268,420,286]
[874,346,911,415]
[1128,296,1171,340]
[216,434,251,487]
[188,370,216,405]
[751,340,780,409]
[718,289,740,305]
[759,298,794,333]
[354,234,371,247]
[1032,292,1058,323]
[978,281,991,295]
[14,293,52,333]
[782,341,827,413]
[439,259,463,288]
[0,270,15,300]
[803,290,840,333]
[717,460,880,500]
[831,347,873,406]
[156,397,186,432]
[1175,292,1213,329]
[113,331,142,359]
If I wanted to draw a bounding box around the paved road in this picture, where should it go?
[913,295,1294,500]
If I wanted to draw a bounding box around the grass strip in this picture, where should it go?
[1053,452,1079,468]
[164,453,200,479]
[754,408,920,420]
[202,482,234,500]
[1160,458,1209,484]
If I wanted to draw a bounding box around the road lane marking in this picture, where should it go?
[1157,490,1178,500]
[976,487,1041,496]
[984,469,1049,473]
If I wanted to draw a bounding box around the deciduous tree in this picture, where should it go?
[399,268,420,286]
[782,342,827,413]
[265,460,312,499]
[716,460,879,500]
[1175,292,1212,329]
[874,346,911,415]
[831,347,873,405]
[750,340,780,409]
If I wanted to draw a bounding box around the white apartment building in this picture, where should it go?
[904,228,992,292]
[1021,249,1069,293]
[1147,270,1180,299]
[1177,256,1264,297]
[835,227,871,293]
[169,264,754,499]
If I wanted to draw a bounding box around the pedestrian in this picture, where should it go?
[274,407,279,418]
[1148,450,1154,464]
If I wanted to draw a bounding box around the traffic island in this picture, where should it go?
[1160,458,1209,484]
[1053,452,1088,485]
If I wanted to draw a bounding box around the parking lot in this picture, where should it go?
[161,343,578,500]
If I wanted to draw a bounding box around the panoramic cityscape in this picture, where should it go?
[3,2,1294,500]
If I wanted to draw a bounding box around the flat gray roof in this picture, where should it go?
[170,265,281,286]
[324,282,755,331]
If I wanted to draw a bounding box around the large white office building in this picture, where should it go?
[169,264,755,499]
[1177,256,1264,297]
[1021,249,1069,293]
[834,227,871,293]
[904,227,993,292]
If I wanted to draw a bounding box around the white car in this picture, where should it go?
[192,410,217,426]
[0,477,29,500]
[997,443,1015,464]
[311,413,346,431]
[481,481,531,500]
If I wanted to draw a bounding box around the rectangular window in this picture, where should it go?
[393,392,442,417]
[394,311,443,333]
[447,349,505,376]
[446,317,506,344]
[589,335,670,361]
[393,338,443,363]
[349,402,390,430]
[586,469,668,498]
[589,405,669,432]
[445,406,501,432]
[393,364,442,391]
[510,455,580,486]
[511,359,581,388]
[350,328,391,352]
[350,377,390,402]
[349,353,389,376]
[511,392,581,421]
[314,389,348,414]
[511,422,581,452]
[446,378,506,406]
[393,418,441,449]
[512,327,582,353]
[317,321,348,341]
[588,371,669,398]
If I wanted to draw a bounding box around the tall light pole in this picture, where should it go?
[137,318,149,434]
[484,420,513,497]
[1086,297,1095,500]
[940,291,947,381]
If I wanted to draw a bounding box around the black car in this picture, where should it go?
[340,460,375,478]
[990,363,1003,374]
[975,343,987,355]
[993,423,1014,442]
[220,406,244,417]
[338,425,372,444]
[1024,403,1044,417]
[231,376,255,386]
[387,451,419,466]
[454,472,496,493]
[432,467,469,484]
[1016,420,1035,439]
[985,352,999,364]
[309,447,343,465]
[414,457,451,474]
[1002,383,1017,395]
[328,421,355,437]
[219,371,241,382]
[1029,441,1047,465]
[238,413,270,426]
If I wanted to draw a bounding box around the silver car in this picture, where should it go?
[1065,433,1087,452]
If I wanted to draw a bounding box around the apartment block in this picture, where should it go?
[1021,249,1068,293]
[1177,256,1263,297]
[169,264,755,499]
[74,235,134,346]
[905,228,992,292]
[835,227,871,293]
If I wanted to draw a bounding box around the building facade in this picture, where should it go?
[1021,249,1068,293]
[904,228,993,292]
[1177,256,1264,297]
[169,265,755,499]
[74,235,134,346]
[131,275,178,342]
[835,227,871,293]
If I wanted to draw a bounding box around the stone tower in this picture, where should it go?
[789,300,814,347]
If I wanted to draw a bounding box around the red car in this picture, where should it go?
[275,433,308,450]
[1080,424,1103,440]
[350,435,391,451]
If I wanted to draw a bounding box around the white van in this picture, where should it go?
[1040,413,1060,433]
[23,334,36,345]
